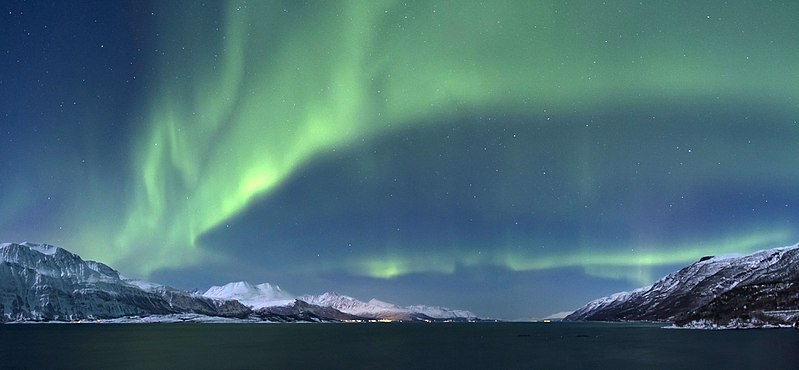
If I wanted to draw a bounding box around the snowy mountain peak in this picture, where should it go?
[566,242,799,322]
[20,242,61,255]
[298,292,477,320]
[207,281,256,295]
[405,305,478,319]
[1,242,481,323]
[2,242,62,257]
[203,281,295,309]
[3,242,82,260]
[317,291,345,300]
[1,242,120,282]
[299,292,406,318]
[367,298,399,309]
[1,242,251,322]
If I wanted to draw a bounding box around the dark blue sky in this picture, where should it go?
[2,0,798,318]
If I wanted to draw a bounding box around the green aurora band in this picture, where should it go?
[63,1,798,282]
[353,229,793,285]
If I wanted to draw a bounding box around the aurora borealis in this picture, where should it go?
[2,0,798,318]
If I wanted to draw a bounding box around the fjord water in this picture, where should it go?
[2,322,797,369]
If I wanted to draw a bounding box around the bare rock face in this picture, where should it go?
[565,244,799,327]
[0,242,250,322]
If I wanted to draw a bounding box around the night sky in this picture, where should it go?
[2,0,798,319]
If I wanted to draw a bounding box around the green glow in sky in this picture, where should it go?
[65,0,798,279]
[350,228,792,284]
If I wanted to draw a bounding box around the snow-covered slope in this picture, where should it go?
[0,242,250,322]
[0,242,482,323]
[566,243,799,322]
[405,304,477,319]
[299,292,477,320]
[299,292,400,318]
[199,279,480,321]
[203,281,295,309]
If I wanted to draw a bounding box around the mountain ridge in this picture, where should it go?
[199,283,478,322]
[0,242,251,322]
[565,243,799,328]
[0,242,481,323]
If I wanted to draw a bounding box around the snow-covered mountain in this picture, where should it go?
[406,304,477,320]
[299,292,477,321]
[202,285,478,321]
[0,242,250,322]
[0,242,483,323]
[565,243,799,327]
[203,281,295,309]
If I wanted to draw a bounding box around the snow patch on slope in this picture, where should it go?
[0,242,252,322]
[203,281,295,309]
[21,242,60,255]
[567,242,799,322]
[300,292,477,319]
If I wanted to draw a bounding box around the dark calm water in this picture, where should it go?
[1,322,797,369]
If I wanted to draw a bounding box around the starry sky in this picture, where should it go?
[2,0,798,319]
